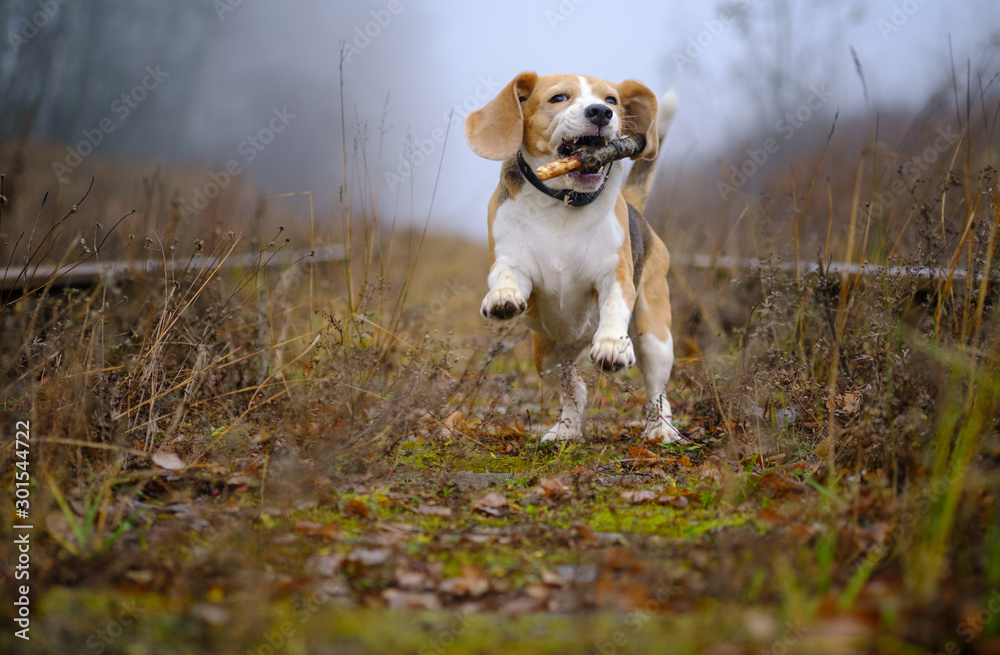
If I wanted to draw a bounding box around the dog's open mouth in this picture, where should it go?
[557,135,607,174]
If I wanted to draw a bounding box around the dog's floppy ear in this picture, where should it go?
[616,79,659,161]
[465,72,538,161]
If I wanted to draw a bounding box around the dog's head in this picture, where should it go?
[465,72,659,192]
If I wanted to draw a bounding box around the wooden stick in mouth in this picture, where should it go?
[535,134,647,181]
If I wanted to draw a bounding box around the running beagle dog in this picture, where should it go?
[465,72,681,443]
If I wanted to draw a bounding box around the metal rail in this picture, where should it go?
[1,245,345,293]
[671,254,998,288]
[3,247,994,294]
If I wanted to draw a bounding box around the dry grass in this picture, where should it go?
[0,67,998,653]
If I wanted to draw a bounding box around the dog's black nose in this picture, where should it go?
[584,104,613,127]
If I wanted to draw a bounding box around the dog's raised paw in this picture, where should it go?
[589,335,635,371]
[481,287,527,320]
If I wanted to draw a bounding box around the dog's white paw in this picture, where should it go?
[481,287,527,320]
[540,418,583,442]
[589,335,635,371]
[644,417,682,444]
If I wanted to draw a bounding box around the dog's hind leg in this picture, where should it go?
[533,332,588,442]
[631,237,682,444]
[633,331,682,444]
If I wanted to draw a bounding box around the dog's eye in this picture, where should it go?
[548,93,568,103]
[605,96,618,105]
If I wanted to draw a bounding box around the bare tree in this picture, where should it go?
[724,0,863,127]
[1,0,220,153]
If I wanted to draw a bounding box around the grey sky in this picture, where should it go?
[6,1,994,240]
[318,0,993,237]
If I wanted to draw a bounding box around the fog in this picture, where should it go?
[1,0,996,239]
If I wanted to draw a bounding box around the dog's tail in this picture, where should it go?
[622,88,678,213]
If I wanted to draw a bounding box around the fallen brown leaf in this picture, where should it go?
[620,489,659,504]
[372,522,422,547]
[787,523,817,541]
[412,503,453,518]
[533,477,571,500]
[344,548,390,567]
[224,472,256,487]
[500,596,543,616]
[627,445,660,466]
[620,490,690,508]
[439,564,489,597]
[571,521,599,546]
[383,589,441,610]
[594,548,647,610]
[663,495,690,509]
[292,520,339,540]
[473,491,507,516]
[541,570,565,586]
[755,508,788,527]
[394,568,431,590]
[699,459,732,484]
[343,498,371,518]
[152,451,186,471]
[839,391,861,414]
[270,533,298,545]
[443,410,463,429]
[757,471,809,499]
[305,553,345,576]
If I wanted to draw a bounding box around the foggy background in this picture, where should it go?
[1,0,997,239]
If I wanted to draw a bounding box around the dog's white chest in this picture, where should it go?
[492,197,624,344]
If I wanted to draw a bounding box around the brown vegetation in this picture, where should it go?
[0,70,999,653]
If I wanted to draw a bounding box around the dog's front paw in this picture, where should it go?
[589,335,635,371]
[481,287,527,320]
